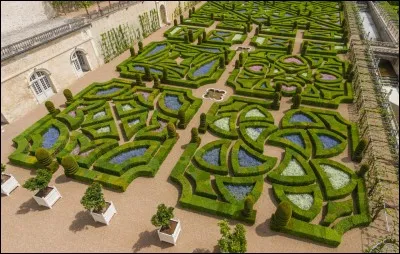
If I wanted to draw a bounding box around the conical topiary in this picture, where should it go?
[272,92,280,110]
[242,195,255,217]
[184,33,189,44]
[198,35,202,45]
[188,29,194,42]
[61,155,79,176]
[190,127,201,144]
[270,201,292,229]
[199,113,207,133]
[129,47,135,57]
[180,14,184,24]
[162,67,168,82]
[167,122,177,138]
[136,73,143,86]
[45,101,56,114]
[138,41,143,54]
[63,89,73,103]
[235,59,240,69]
[153,75,160,88]
[35,148,52,167]
[178,109,185,129]
[291,94,302,109]
[174,19,178,26]
[353,139,367,162]
[357,163,369,177]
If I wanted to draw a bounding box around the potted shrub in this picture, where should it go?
[23,169,61,208]
[1,163,20,196]
[218,219,247,253]
[81,182,116,225]
[151,203,181,245]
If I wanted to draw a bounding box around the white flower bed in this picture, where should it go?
[245,127,264,141]
[334,45,343,50]
[97,126,110,133]
[321,164,350,189]
[245,109,265,118]
[281,159,306,176]
[170,27,181,35]
[232,34,243,41]
[287,193,313,210]
[93,111,106,119]
[214,117,230,131]
[255,37,265,45]
[122,104,133,111]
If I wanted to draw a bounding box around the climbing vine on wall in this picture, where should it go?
[173,1,199,21]
[139,8,161,39]
[100,23,141,63]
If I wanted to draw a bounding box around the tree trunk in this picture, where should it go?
[97,1,102,15]
[84,6,90,18]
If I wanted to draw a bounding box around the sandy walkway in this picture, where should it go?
[1,4,363,252]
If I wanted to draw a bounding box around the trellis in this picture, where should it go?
[139,9,160,38]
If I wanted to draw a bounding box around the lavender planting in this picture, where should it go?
[42,127,60,149]
[109,147,148,164]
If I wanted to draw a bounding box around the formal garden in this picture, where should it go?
[3,1,377,252]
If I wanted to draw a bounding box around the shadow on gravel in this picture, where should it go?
[69,210,105,232]
[55,174,72,184]
[192,245,219,253]
[16,198,48,214]
[255,219,275,237]
[132,230,171,252]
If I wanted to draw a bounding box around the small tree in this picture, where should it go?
[198,34,202,45]
[188,29,194,42]
[291,94,302,109]
[199,113,207,133]
[266,16,271,26]
[63,89,74,104]
[353,139,367,162]
[129,47,135,57]
[180,14,184,24]
[136,73,143,86]
[292,21,298,31]
[235,59,240,69]
[81,182,106,213]
[259,23,262,30]
[138,41,143,54]
[23,169,52,193]
[218,220,247,253]
[270,201,292,229]
[306,21,311,30]
[174,19,178,26]
[190,127,201,144]
[308,10,312,17]
[242,195,255,217]
[167,122,177,138]
[61,156,79,176]
[221,14,225,21]
[45,101,57,114]
[151,203,175,230]
[255,27,259,35]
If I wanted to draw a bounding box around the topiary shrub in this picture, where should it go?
[239,52,243,67]
[23,169,52,193]
[219,56,225,68]
[255,27,259,35]
[63,89,73,104]
[145,66,153,81]
[357,163,369,177]
[1,163,5,173]
[189,9,192,18]
[292,21,298,30]
[211,13,214,20]
[151,203,174,230]
[178,109,185,129]
[306,21,311,30]
[35,148,52,167]
[189,29,194,42]
[153,75,160,88]
[61,155,79,176]
[270,201,292,229]
[291,94,301,109]
[275,83,282,92]
[199,113,207,133]
[136,73,143,85]
[180,14,184,24]
[259,23,262,30]
[167,122,177,138]
[247,22,251,32]
[266,16,271,26]
[287,40,293,54]
[138,41,143,54]
[218,219,247,253]
[224,50,229,65]
[129,47,135,57]
[296,86,302,94]
[192,6,195,13]
[203,30,207,41]
[184,33,189,44]
[352,139,367,162]
[272,92,280,110]
[198,34,202,45]
[242,195,255,217]
[190,127,201,144]
[174,19,178,26]
[235,60,240,69]
[242,25,247,34]
[162,67,168,82]
[80,182,106,213]
[45,101,57,114]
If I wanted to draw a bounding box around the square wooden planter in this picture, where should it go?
[157,219,181,245]
[90,201,117,225]
[33,186,62,208]
[1,173,20,196]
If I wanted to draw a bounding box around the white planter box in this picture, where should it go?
[33,186,62,208]
[1,174,20,196]
[157,219,181,245]
[90,201,117,225]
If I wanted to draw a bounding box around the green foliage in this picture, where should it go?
[188,29,194,42]
[352,139,367,162]
[189,9,192,18]
[275,83,282,92]
[199,113,207,133]
[357,163,369,177]
[235,60,239,69]
[190,127,201,144]
[184,33,189,44]
[242,195,255,217]
[23,169,52,192]
[130,47,135,57]
[218,220,247,253]
[167,122,177,138]
[63,89,73,102]
[144,66,153,81]
[61,155,79,176]
[180,14,184,24]
[1,163,6,173]
[174,19,178,26]
[45,101,56,114]
[138,41,143,52]
[291,94,301,109]
[80,182,106,213]
[272,92,280,110]
[271,201,292,228]
[219,56,225,68]
[136,73,143,85]
[153,75,160,88]
[151,203,175,229]
[255,27,259,35]
[35,148,52,167]
[178,109,185,128]
[198,34,202,45]
[162,67,168,82]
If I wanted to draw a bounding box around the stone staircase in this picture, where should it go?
[380,76,399,88]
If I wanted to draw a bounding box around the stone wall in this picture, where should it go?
[1,27,98,123]
[1,1,56,35]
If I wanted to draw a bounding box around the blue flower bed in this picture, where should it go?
[238,148,263,167]
[202,48,220,53]
[109,147,147,164]
[42,127,60,149]
[96,87,121,95]
[164,95,182,111]
[283,134,305,148]
[145,44,167,56]
[318,134,339,149]
[133,66,162,75]
[210,37,224,41]
[202,147,221,166]
[224,183,255,201]
[193,60,217,77]
[256,17,267,22]
[215,31,231,36]
[289,113,313,123]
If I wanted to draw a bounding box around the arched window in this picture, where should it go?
[29,70,54,103]
[71,50,90,77]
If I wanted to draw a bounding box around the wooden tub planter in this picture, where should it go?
[33,186,62,208]
[1,173,20,196]
[157,219,181,245]
[90,201,117,225]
